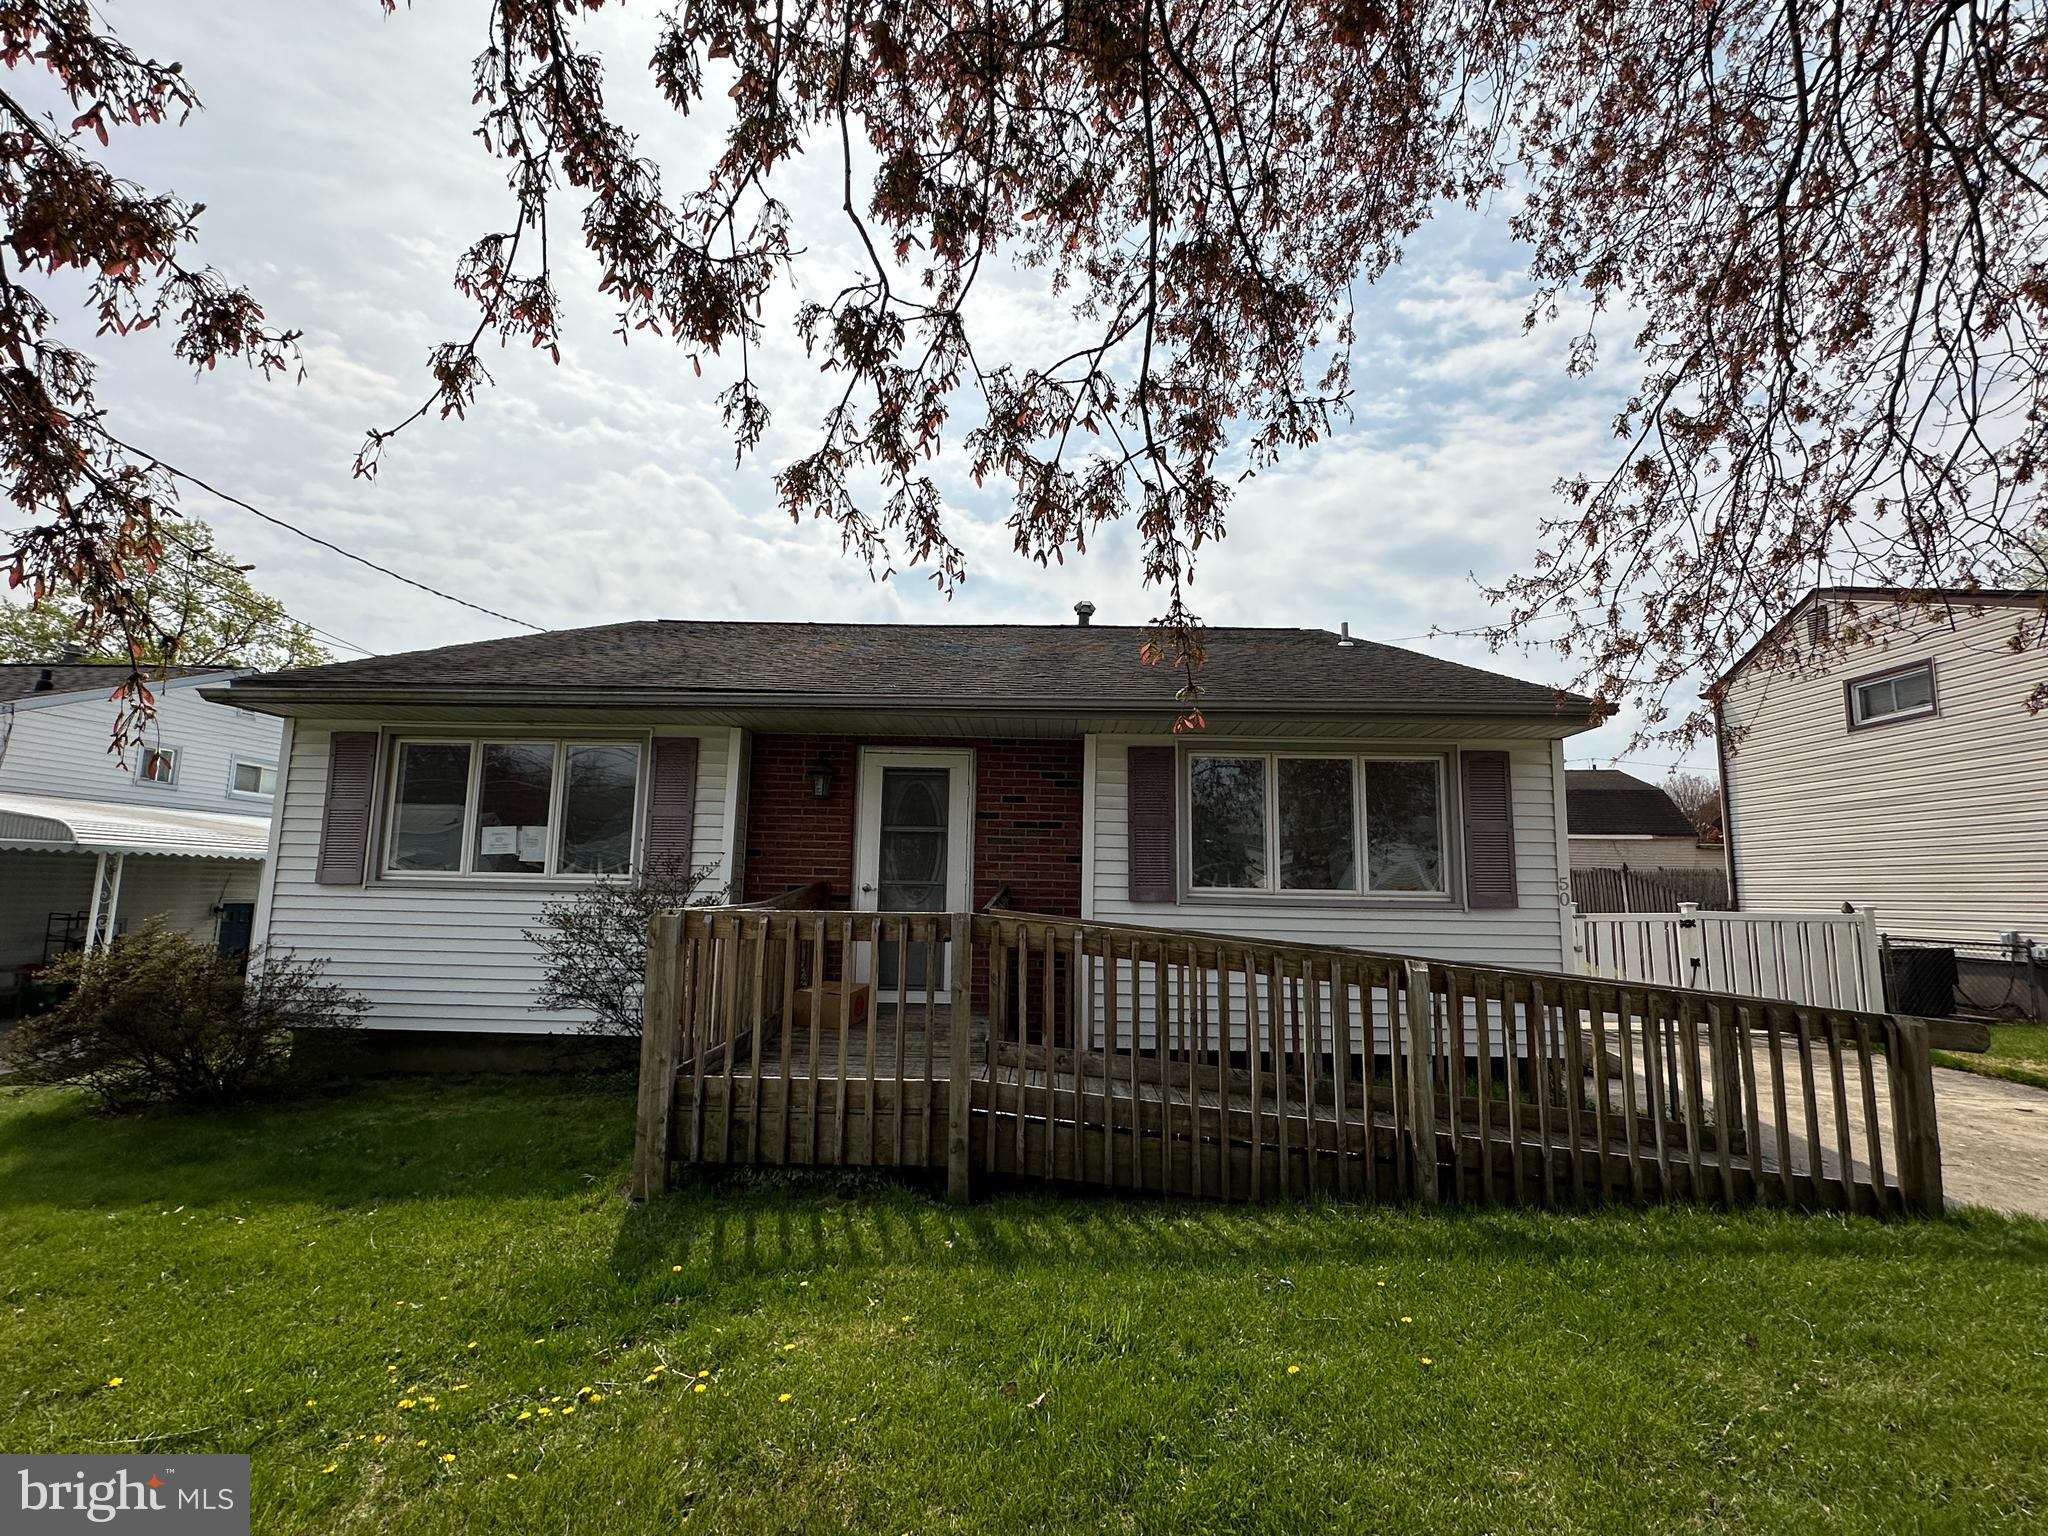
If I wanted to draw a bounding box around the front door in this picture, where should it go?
[853,748,974,999]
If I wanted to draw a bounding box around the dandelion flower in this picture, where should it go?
[416,1439,428,1448]
[671,1265,683,1273]
[1421,1358,1434,1367]
[1286,1364,1302,1376]
[799,1281,809,1288]
[440,1453,456,1464]
[517,1412,532,1422]
[696,1371,710,1379]
[588,1393,603,1404]
[778,1393,792,1403]
[693,1383,707,1395]
[643,1374,660,1384]
[306,1399,318,1407]
[106,1377,124,1388]
[322,1464,337,1475]
[537,1408,552,1417]
[398,1399,416,1410]
[373,1435,386,1444]
[783,1344,796,1352]
[466,1341,478,1350]
[1400,1317,1413,1325]
[506,1473,519,1481]
[900,1316,911,1324]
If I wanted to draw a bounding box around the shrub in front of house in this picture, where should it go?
[9,923,367,1111]
[527,858,724,1037]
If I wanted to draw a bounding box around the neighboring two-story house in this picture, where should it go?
[1714,587,2048,944]
[0,664,283,1010]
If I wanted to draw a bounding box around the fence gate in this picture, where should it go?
[1572,904,1886,1013]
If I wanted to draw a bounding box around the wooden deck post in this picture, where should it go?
[1707,1001,1747,1158]
[629,909,685,1202]
[1889,1016,1945,1216]
[1403,960,1440,1204]
[947,912,974,1203]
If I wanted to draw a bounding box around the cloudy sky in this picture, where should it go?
[18,2,1706,774]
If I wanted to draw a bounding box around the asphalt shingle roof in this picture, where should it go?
[239,621,1596,714]
[1565,769,1698,838]
[0,662,217,705]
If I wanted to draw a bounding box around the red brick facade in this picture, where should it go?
[741,732,1084,917]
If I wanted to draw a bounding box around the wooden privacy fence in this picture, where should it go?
[632,906,1943,1216]
[1570,865,1731,913]
[1573,903,1887,1014]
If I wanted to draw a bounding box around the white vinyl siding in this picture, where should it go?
[1722,601,2048,942]
[261,722,737,1033]
[0,681,283,815]
[1090,736,1567,970]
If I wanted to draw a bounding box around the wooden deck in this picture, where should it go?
[633,908,1945,1215]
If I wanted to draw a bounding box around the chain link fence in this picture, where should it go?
[1881,934,2044,1022]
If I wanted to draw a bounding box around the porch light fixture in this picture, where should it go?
[808,755,835,800]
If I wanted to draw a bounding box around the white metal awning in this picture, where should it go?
[0,791,271,861]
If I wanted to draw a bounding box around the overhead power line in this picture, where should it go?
[149,524,378,659]
[111,435,550,635]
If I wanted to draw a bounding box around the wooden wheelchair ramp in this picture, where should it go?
[632,905,1944,1215]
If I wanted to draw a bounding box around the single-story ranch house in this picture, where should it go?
[211,616,1601,1045]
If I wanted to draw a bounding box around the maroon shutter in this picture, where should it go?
[1460,750,1518,909]
[643,736,701,870]
[315,731,378,886]
[1125,745,1177,902]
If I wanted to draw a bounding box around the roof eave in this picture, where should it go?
[208,681,1604,724]
[1706,584,2048,693]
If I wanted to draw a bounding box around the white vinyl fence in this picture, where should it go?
[1571,903,1886,1013]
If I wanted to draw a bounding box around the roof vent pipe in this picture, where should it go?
[33,667,54,692]
[1074,601,1096,627]
[1337,622,1360,647]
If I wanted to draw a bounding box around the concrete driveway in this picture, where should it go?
[1931,1065,2048,1218]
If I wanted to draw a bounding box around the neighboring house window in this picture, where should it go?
[384,738,641,878]
[1187,752,1445,896]
[135,746,179,786]
[1847,660,1937,728]
[228,758,278,799]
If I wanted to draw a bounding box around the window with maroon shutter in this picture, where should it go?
[643,735,701,870]
[1125,745,1177,902]
[315,731,379,886]
[1459,750,1518,909]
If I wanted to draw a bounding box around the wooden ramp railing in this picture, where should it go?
[630,907,1944,1216]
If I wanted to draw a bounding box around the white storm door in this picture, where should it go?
[852,748,974,1000]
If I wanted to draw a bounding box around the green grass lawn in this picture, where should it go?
[4,1077,2047,1534]
[1934,1022,2048,1091]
